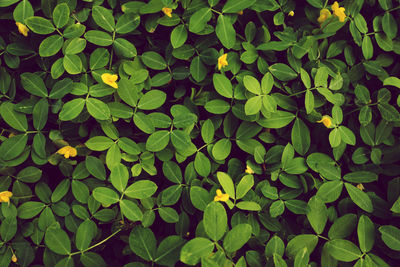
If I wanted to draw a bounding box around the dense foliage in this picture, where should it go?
[1,0,400,266]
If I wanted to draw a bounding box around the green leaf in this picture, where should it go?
[45,228,71,255]
[116,13,140,34]
[345,183,373,212]
[379,225,400,251]
[134,112,155,134]
[270,200,285,217]
[0,134,28,161]
[53,3,70,28]
[362,36,373,60]
[343,171,378,183]
[0,102,28,132]
[190,186,212,211]
[326,239,362,262]
[16,166,42,183]
[329,128,341,148]
[265,235,285,257]
[306,196,327,234]
[92,6,115,32]
[382,12,397,39]
[286,234,318,258]
[86,98,110,120]
[85,136,114,151]
[236,175,254,199]
[328,214,357,239]
[75,219,96,251]
[120,199,143,222]
[215,14,236,49]
[13,0,34,23]
[84,30,113,46]
[217,171,235,199]
[141,51,167,70]
[204,99,230,114]
[171,24,187,48]
[316,180,343,203]
[236,201,261,211]
[17,201,46,219]
[125,180,157,199]
[383,76,400,89]
[63,54,82,74]
[146,130,170,152]
[212,138,231,160]
[113,38,137,58]
[243,75,261,95]
[338,126,356,145]
[213,73,233,98]
[92,187,119,206]
[65,37,86,55]
[158,207,179,223]
[110,163,129,193]
[203,201,228,241]
[0,217,17,242]
[190,56,207,82]
[155,235,185,266]
[257,110,295,128]
[189,8,211,33]
[170,130,191,150]
[20,72,48,97]
[25,16,55,34]
[269,63,298,81]
[222,0,257,13]
[138,90,166,110]
[223,224,252,252]
[291,118,310,155]
[194,151,211,177]
[129,226,156,261]
[59,98,85,121]
[32,98,48,131]
[358,215,375,253]
[39,35,63,57]
[180,237,214,265]
[294,247,310,267]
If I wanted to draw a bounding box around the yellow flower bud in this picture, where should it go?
[101,73,119,89]
[332,1,346,22]
[217,53,228,70]
[162,7,172,18]
[245,165,254,174]
[288,11,294,16]
[214,189,229,202]
[16,22,29,37]
[317,115,332,128]
[0,191,12,204]
[317,9,332,24]
[11,254,17,263]
[57,146,77,159]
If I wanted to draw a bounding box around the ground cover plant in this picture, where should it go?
[0,0,400,266]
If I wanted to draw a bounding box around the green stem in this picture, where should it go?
[69,229,122,256]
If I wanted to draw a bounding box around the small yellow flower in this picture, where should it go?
[357,183,364,191]
[162,7,172,18]
[331,1,346,22]
[317,115,332,128]
[57,146,77,159]
[0,191,12,204]
[238,10,243,15]
[214,189,229,202]
[101,73,118,89]
[11,254,17,263]
[288,11,294,16]
[16,22,29,37]
[245,165,254,174]
[217,53,228,70]
[317,9,332,24]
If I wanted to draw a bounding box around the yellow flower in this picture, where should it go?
[331,1,346,22]
[217,54,228,70]
[57,146,77,159]
[245,165,254,174]
[317,115,332,128]
[214,189,229,202]
[317,8,331,24]
[162,7,172,18]
[288,11,294,16]
[16,22,29,37]
[238,10,243,15]
[101,73,118,89]
[0,191,12,204]
[11,254,17,263]
[357,183,364,191]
